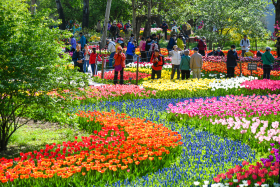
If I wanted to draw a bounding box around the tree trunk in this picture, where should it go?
[100,0,113,49]
[132,0,137,38]
[31,0,36,14]
[82,0,89,29]
[147,0,152,37]
[275,2,280,26]
[55,0,66,30]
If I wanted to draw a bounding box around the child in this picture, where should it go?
[89,48,98,77]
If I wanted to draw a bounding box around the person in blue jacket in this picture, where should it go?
[167,34,176,51]
[78,32,86,50]
[226,45,239,78]
[126,40,136,64]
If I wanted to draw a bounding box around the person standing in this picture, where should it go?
[96,20,101,33]
[117,21,122,30]
[139,37,147,62]
[113,46,126,84]
[78,32,86,50]
[89,47,98,76]
[177,35,185,50]
[180,50,191,80]
[149,40,159,57]
[261,47,274,79]
[72,45,84,73]
[161,21,169,40]
[275,37,280,58]
[152,21,157,28]
[83,44,91,73]
[70,35,76,52]
[107,39,116,68]
[126,40,136,64]
[169,45,183,79]
[150,49,163,79]
[190,47,203,79]
[110,21,118,40]
[129,34,135,43]
[240,35,250,57]
[198,36,207,56]
[226,45,239,78]
[145,37,152,62]
[167,34,177,51]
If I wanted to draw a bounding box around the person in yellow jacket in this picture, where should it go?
[177,35,185,50]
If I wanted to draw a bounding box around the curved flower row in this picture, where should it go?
[0,111,182,184]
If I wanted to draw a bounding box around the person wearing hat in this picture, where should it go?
[197,36,207,56]
[170,45,183,79]
[107,39,116,68]
[214,47,225,57]
[89,47,98,76]
[145,36,152,62]
[167,34,177,51]
[226,45,239,78]
[161,21,169,40]
[96,20,101,33]
[240,35,250,57]
[261,47,274,79]
[139,37,147,62]
[190,47,203,79]
[150,49,163,79]
[115,38,124,51]
[113,46,126,84]
[180,50,191,80]
[126,40,136,64]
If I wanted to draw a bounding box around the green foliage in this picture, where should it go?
[0,0,88,151]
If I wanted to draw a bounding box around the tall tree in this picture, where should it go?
[55,0,66,30]
[82,0,89,28]
[272,0,280,26]
[0,0,88,151]
[100,0,113,49]
[31,0,36,14]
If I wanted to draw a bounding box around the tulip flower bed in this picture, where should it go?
[0,110,182,186]
[47,85,157,102]
[167,94,280,151]
[92,71,150,84]
[241,79,280,91]
[213,143,280,186]
[74,99,257,187]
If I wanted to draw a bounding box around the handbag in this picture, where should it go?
[115,64,123,71]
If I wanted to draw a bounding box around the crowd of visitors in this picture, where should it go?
[69,18,277,85]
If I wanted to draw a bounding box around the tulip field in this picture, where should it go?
[3,49,280,187]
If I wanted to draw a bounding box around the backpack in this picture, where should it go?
[242,39,249,45]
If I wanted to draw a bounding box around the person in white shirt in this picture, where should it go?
[169,45,183,79]
[240,35,250,57]
[106,39,116,68]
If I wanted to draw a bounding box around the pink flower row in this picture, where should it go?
[241,80,280,91]
[48,85,157,100]
[167,94,280,118]
[211,117,280,143]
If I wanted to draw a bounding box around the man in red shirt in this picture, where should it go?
[150,49,163,79]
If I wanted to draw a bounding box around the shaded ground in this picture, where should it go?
[0,119,90,159]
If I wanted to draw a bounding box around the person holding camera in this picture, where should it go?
[150,49,163,79]
[113,46,126,84]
